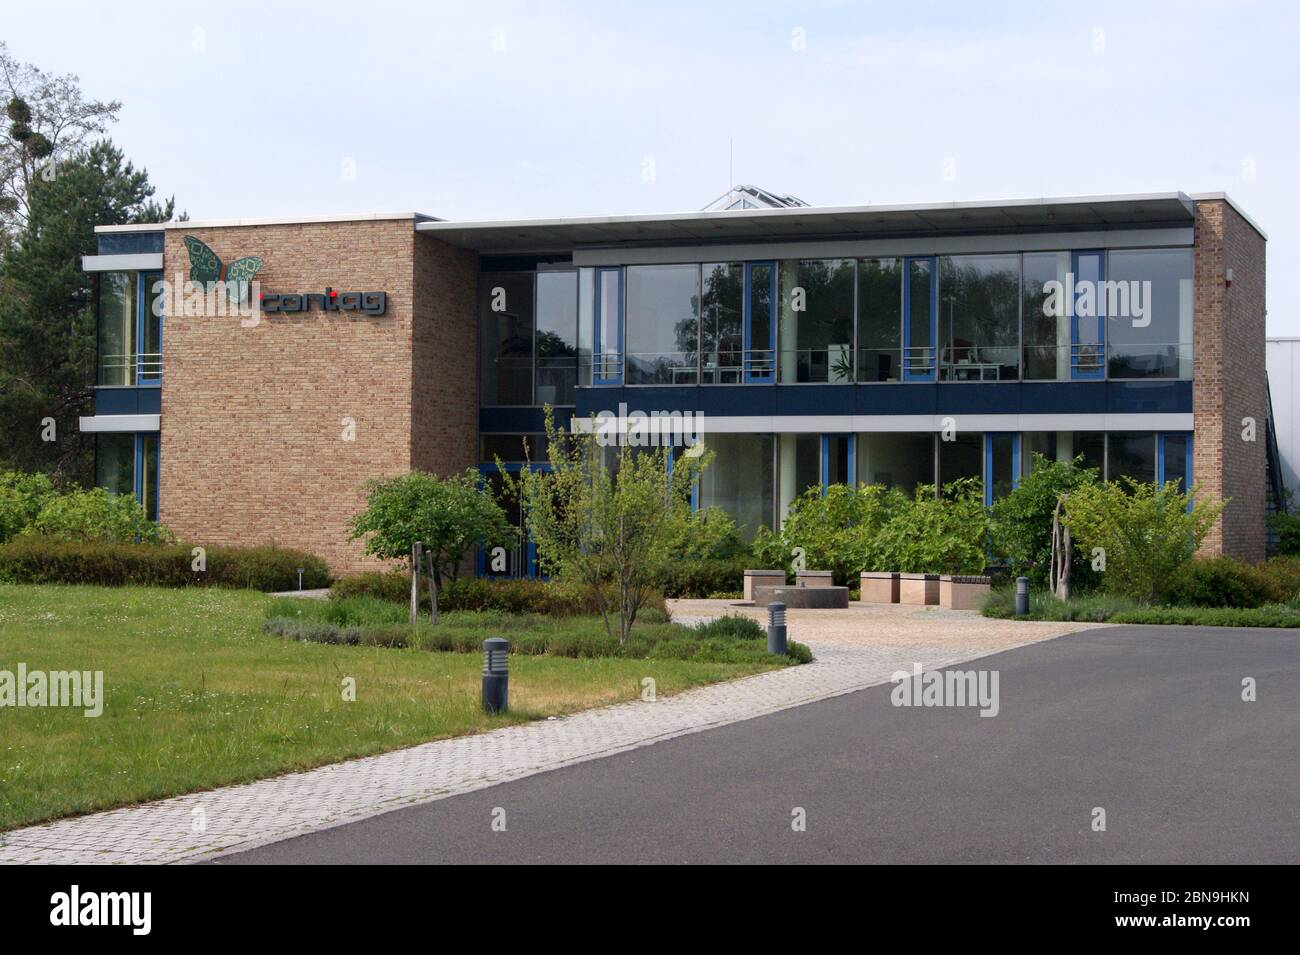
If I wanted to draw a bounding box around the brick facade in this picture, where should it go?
[159,218,478,574]
[1193,199,1268,561]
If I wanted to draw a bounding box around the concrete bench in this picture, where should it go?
[899,573,941,606]
[795,570,834,588]
[752,585,850,609]
[939,575,992,610]
[859,571,900,604]
[743,569,786,602]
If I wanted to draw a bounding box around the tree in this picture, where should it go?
[502,408,703,643]
[870,479,988,575]
[0,140,176,482]
[0,42,120,234]
[1063,478,1228,603]
[348,470,513,587]
[989,454,1100,586]
[757,483,901,584]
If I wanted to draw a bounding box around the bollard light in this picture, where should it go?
[482,637,509,714]
[1015,576,1029,617]
[297,567,304,591]
[767,602,788,655]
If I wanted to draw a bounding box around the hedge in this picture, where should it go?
[330,570,666,616]
[653,557,748,598]
[0,536,330,591]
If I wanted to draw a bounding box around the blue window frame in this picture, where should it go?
[1157,432,1193,491]
[475,462,547,579]
[983,432,1020,507]
[667,443,701,511]
[902,256,937,382]
[743,262,776,383]
[132,432,160,521]
[820,434,855,491]
[1070,250,1105,380]
[136,271,163,386]
[593,267,623,385]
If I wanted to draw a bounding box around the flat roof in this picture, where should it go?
[416,192,1201,254]
[91,190,1267,247]
[95,212,436,233]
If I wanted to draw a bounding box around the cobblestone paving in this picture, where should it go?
[0,602,1098,864]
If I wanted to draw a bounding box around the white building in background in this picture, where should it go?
[1266,338,1300,495]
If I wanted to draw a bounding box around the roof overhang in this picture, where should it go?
[416,192,1198,255]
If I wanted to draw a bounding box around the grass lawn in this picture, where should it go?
[0,584,782,831]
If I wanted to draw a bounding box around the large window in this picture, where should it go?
[778,259,854,383]
[939,432,983,492]
[535,271,578,405]
[701,263,744,384]
[625,265,699,385]
[939,254,1019,381]
[1106,249,1193,379]
[699,433,774,541]
[904,257,937,381]
[95,432,159,521]
[857,432,933,496]
[97,272,136,386]
[857,258,902,382]
[479,273,534,405]
[1108,431,1157,484]
[1021,252,1070,380]
[1022,431,1105,474]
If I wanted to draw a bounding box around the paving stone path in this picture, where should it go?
[0,603,1096,864]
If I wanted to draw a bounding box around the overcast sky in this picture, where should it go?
[6,0,1296,330]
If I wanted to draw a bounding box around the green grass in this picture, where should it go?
[981,585,1300,627]
[0,584,786,831]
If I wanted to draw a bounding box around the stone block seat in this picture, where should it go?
[899,573,941,606]
[939,575,992,611]
[859,571,900,604]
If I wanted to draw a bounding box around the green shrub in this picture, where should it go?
[1063,478,1227,603]
[328,571,662,617]
[768,483,901,584]
[1109,605,1300,628]
[989,454,1100,586]
[1167,557,1272,608]
[348,470,513,586]
[654,557,748,598]
[0,537,329,590]
[981,586,1138,621]
[692,614,764,640]
[871,479,988,575]
[26,485,173,544]
[1254,556,1300,604]
[0,471,56,543]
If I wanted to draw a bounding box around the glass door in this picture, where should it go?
[1071,250,1105,380]
[903,256,937,381]
[743,262,776,382]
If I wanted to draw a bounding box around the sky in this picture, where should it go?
[5,0,1297,330]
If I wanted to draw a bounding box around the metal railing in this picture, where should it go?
[98,352,162,386]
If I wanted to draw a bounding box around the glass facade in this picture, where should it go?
[556,245,1193,388]
[479,272,535,406]
[698,433,775,541]
[95,431,160,521]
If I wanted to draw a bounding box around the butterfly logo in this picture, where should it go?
[183,236,263,304]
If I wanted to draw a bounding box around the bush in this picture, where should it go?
[1254,556,1300,604]
[981,586,1138,621]
[769,483,901,584]
[692,614,765,640]
[1167,557,1272,609]
[0,471,55,543]
[1063,478,1227,603]
[328,571,662,617]
[870,479,988,575]
[989,454,1100,586]
[1109,605,1300,628]
[0,537,330,590]
[21,483,173,545]
[654,557,747,598]
[348,470,513,586]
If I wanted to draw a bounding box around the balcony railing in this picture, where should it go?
[98,352,162,387]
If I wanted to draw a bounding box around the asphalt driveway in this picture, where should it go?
[216,626,1298,864]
